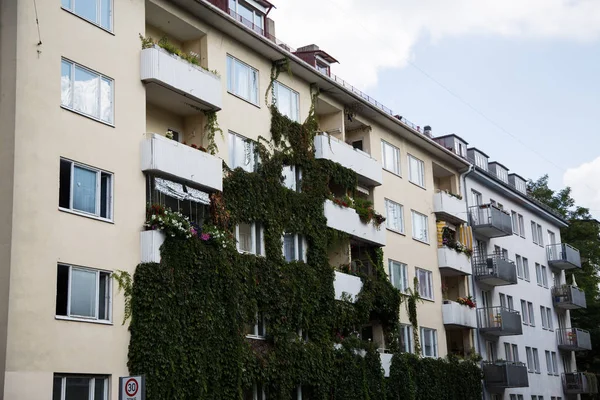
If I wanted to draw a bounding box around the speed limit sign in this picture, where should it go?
[119,376,145,400]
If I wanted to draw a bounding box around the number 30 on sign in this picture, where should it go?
[119,376,145,400]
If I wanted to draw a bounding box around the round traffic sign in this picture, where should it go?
[125,378,139,396]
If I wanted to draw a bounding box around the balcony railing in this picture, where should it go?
[437,247,472,275]
[547,243,582,270]
[473,254,517,286]
[433,191,468,223]
[477,306,523,336]
[557,328,592,351]
[443,301,477,329]
[333,271,363,303]
[563,372,599,395]
[552,285,587,310]
[323,200,385,246]
[483,361,529,391]
[469,204,513,238]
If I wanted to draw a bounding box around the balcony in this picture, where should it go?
[473,254,517,286]
[469,204,513,238]
[442,301,477,329]
[552,285,587,310]
[547,243,582,270]
[323,200,385,246]
[433,191,467,223]
[141,133,223,192]
[140,46,222,113]
[483,361,529,391]
[557,328,592,351]
[333,271,363,302]
[438,247,472,276]
[314,134,382,187]
[477,306,523,336]
[563,372,599,395]
[140,230,165,263]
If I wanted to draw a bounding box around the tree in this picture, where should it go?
[528,175,600,373]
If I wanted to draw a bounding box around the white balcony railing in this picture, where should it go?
[433,191,467,223]
[437,247,472,275]
[333,271,363,302]
[380,352,393,377]
[140,230,165,263]
[141,133,223,191]
[314,134,383,186]
[140,46,222,111]
[324,200,386,246]
[442,301,477,329]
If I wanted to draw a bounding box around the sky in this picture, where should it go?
[270,0,600,218]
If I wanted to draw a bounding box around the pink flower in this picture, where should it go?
[200,233,210,241]
[190,227,197,236]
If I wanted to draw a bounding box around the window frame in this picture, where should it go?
[61,0,113,32]
[229,131,258,172]
[511,211,518,234]
[516,255,523,279]
[273,81,300,122]
[415,267,433,300]
[399,324,413,353]
[381,140,401,176]
[411,210,429,243]
[236,222,265,256]
[226,54,260,105]
[282,165,302,192]
[526,346,534,372]
[407,154,425,188]
[518,214,525,238]
[523,257,530,281]
[389,260,408,293]
[532,348,541,373]
[282,233,307,262]
[246,312,267,339]
[384,198,404,234]
[53,374,110,400]
[521,300,528,325]
[420,327,438,358]
[527,302,535,326]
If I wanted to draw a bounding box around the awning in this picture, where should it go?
[155,177,210,205]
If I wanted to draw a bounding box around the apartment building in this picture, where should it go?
[433,135,591,400]
[0,0,479,398]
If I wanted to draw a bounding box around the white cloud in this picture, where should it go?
[564,156,600,218]
[270,0,600,88]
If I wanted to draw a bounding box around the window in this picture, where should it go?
[282,165,302,192]
[408,154,425,187]
[236,223,264,256]
[545,351,558,375]
[56,264,111,322]
[521,300,528,325]
[61,59,113,124]
[399,324,412,353]
[523,257,530,281]
[474,152,488,170]
[546,308,553,330]
[381,140,401,175]
[527,302,535,326]
[274,81,299,122]
[420,327,437,358]
[526,347,534,372]
[518,214,525,237]
[227,55,259,105]
[61,0,112,31]
[53,374,109,400]
[282,233,307,262]
[535,263,542,286]
[243,383,266,400]
[229,132,258,172]
[385,199,404,233]
[541,306,548,329]
[516,255,523,279]
[59,159,113,220]
[416,268,433,300]
[531,222,543,245]
[389,260,408,292]
[411,211,429,243]
[537,224,544,246]
[245,313,267,339]
[541,265,548,287]
[511,211,518,234]
[147,176,210,227]
[551,352,558,375]
[471,190,483,206]
[229,0,265,33]
[531,221,538,244]
[532,348,540,373]
[504,343,519,362]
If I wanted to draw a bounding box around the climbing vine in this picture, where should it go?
[203,110,224,155]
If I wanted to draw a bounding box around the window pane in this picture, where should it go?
[100,173,111,219]
[275,83,291,118]
[282,166,295,190]
[65,377,90,400]
[291,91,299,122]
[239,223,253,253]
[73,166,97,214]
[59,159,72,209]
[283,234,295,261]
[73,66,99,118]
[234,61,250,100]
[61,60,73,107]
[100,77,113,124]
[56,265,70,316]
[227,56,234,93]
[98,272,109,320]
[62,0,71,8]
[53,377,63,400]
[70,268,97,317]
[94,377,106,400]
[250,69,258,104]
[74,0,97,24]
[100,0,111,30]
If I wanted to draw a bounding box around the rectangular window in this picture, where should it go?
[245,312,267,339]
[526,347,534,372]
[229,132,258,172]
[61,0,112,31]
[504,343,513,361]
[537,224,544,246]
[471,190,483,206]
[511,211,518,234]
[531,221,538,244]
[528,302,535,326]
[399,324,412,353]
[282,233,307,262]
[408,154,425,187]
[227,55,259,105]
[546,308,553,330]
[551,352,558,375]
[541,306,548,329]
[389,260,408,293]
[282,165,302,192]
[61,59,113,124]
[274,81,299,122]
[516,255,523,279]
[385,199,404,233]
[236,223,265,256]
[518,214,525,237]
[416,268,433,300]
[532,348,540,373]
[541,265,548,287]
[420,327,437,358]
[545,351,552,374]
[381,140,401,175]
[512,344,520,362]
[523,257,530,281]
[521,300,528,325]
[56,264,111,322]
[411,210,429,243]
[535,263,542,286]
[53,374,109,400]
[243,383,266,400]
[59,158,113,220]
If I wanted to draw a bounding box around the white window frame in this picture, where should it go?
[236,222,265,256]
[389,260,408,293]
[516,255,523,279]
[53,374,110,400]
[381,140,401,175]
[518,214,525,238]
[541,305,548,329]
[420,327,438,358]
[61,0,113,31]
[471,190,483,206]
[531,221,538,244]
[246,312,267,339]
[511,211,518,234]
[541,265,548,288]
[246,383,266,400]
[523,257,530,281]
[532,348,540,373]
[282,165,302,192]
[551,352,558,375]
[407,154,425,187]
[546,308,553,330]
[226,55,259,105]
[415,268,433,300]
[384,199,404,234]
[521,300,528,325]
[273,81,299,122]
[399,324,413,353]
[282,233,307,262]
[526,347,534,372]
[537,224,544,247]
[535,263,542,286]
[61,58,114,125]
[411,210,429,243]
[56,264,112,323]
[527,302,535,326]
[229,131,258,172]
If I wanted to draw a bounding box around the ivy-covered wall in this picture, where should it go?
[126,62,482,399]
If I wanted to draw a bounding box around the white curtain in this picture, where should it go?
[73,166,97,214]
[70,268,96,318]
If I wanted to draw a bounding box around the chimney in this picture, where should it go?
[297,44,320,52]
[423,125,432,138]
[265,17,276,40]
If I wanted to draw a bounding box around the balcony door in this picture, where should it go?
[471,190,482,206]
[548,230,557,259]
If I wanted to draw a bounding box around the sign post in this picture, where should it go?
[119,376,145,400]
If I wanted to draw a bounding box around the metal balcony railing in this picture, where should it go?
[483,361,529,391]
[551,285,586,310]
[473,254,517,286]
[477,306,523,336]
[547,243,582,270]
[563,372,599,394]
[557,328,592,351]
[469,204,513,238]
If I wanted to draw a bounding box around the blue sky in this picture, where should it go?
[272,0,600,216]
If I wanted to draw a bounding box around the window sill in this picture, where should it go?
[61,7,114,35]
[245,335,266,340]
[59,207,114,224]
[386,228,405,236]
[419,297,435,303]
[412,238,430,245]
[409,181,426,190]
[55,316,113,325]
[60,105,115,128]
[383,168,402,178]
[227,91,261,109]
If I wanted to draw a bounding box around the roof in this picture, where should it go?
[467,147,490,158]
[256,0,275,10]
[488,161,509,171]
[433,134,469,144]
[508,172,527,182]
